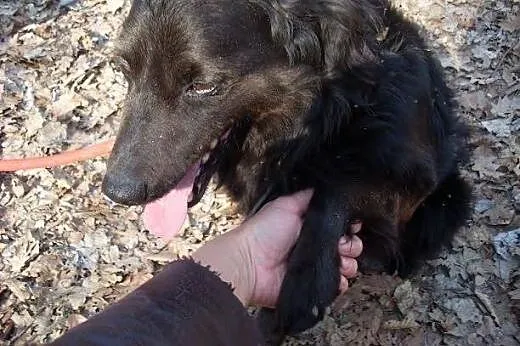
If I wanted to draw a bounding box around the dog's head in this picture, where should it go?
[102,0,382,235]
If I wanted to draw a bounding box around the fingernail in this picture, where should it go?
[351,222,362,233]
[339,236,348,245]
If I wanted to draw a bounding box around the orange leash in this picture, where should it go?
[0,140,115,172]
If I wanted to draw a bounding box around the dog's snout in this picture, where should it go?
[102,171,148,205]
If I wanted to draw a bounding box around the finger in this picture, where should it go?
[350,221,362,234]
[271,189,314,216]
[340,257,358,278]
[339,275,349,294]
[338,235,363,258]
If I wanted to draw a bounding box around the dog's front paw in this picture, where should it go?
[277,247,340,335]
[257,249,340,345]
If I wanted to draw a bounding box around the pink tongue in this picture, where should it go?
[143,163,199,239]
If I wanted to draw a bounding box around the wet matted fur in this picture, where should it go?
[102,0,473,343]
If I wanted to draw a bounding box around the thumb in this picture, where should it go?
[269,189,314,216]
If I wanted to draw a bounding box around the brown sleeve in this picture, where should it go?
[49,258,264,346]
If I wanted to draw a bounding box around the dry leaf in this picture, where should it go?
[484,203,515,226]
[443,298,482,324]
[458,90,489,111]
[51,92,86,119]
[500,14,520,32]
[24,112,45,138]
[471,145,502,179]
[3,232,40,272]
[3,279,32,301]
[66,314,87,329]
[491,96,520,117]
[481,118,512,137]
[107,0,126,14]
[382,318,420,330]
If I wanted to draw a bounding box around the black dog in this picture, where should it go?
[102,0,473,343]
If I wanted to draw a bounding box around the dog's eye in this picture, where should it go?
[186,82,217,97]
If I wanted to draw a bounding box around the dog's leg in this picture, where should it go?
[396,172,473,277]
[257,188,351,344]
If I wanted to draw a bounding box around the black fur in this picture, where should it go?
[102,0,473,343]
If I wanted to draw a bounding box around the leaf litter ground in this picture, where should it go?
[0,0,519,345]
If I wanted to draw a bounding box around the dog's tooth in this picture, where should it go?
[312,306,319,317]
[210,138,218,150]
[202,152,210,163]
[187,191,194,203]
[221,129,231,140]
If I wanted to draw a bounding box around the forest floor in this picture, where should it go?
[0,0,519,345]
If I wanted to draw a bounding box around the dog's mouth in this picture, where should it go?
[142,117,251,239]
[187,129,232,208]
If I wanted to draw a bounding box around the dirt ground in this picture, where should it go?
[0,0,518,345]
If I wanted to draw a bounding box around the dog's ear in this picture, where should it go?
[251,0,322,66]
[252,0,384,71]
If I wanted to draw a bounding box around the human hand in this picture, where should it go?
[192,189,363,307]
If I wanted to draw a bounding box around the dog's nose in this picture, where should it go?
[102,172,147,205]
